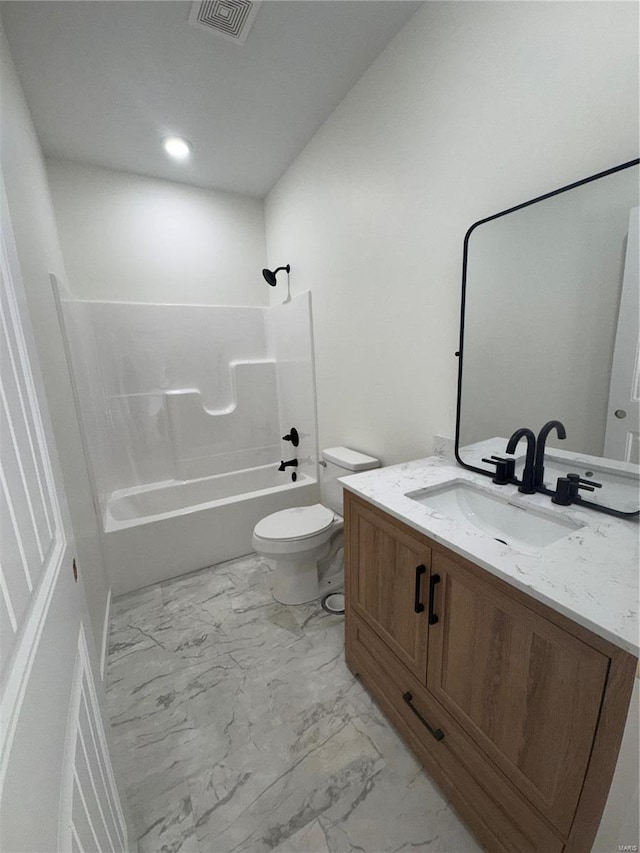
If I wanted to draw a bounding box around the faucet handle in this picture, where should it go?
[566,472,602,490]
[552,477,575,505]
[552,473,602,505]
[282,427,299,447]
[482,455,515,486]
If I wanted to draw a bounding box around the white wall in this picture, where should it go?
[0,28,110,652]
[47,158,268,305]
[265,1,640,465]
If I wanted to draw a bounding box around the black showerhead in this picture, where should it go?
[262,264,290,286]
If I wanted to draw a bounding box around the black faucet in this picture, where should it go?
[278,458,298,472]
[505,428,537,494]
[534,420,567,489]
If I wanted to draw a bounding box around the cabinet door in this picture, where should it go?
[426,550,609,834]
[345,494,431,679]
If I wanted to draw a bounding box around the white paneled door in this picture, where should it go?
[604,206,640,464]
[0,180,130,852]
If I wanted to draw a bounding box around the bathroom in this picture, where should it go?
[0,1,638,851]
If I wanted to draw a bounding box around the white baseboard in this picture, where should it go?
[100,587,112,681]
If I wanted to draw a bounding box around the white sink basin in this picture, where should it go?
[405,480,584,553]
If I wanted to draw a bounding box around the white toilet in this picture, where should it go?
[252,446,380,604]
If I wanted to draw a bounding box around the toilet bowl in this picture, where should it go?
[253,504,343,604]
[252,447,379,605]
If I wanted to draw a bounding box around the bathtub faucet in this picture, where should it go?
[278,458,298,472]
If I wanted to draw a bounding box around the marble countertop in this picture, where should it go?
[340,456,639,657]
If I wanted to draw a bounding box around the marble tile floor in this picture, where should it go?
[106,553,481,853]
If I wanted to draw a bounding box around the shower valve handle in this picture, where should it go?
[282,428,299,447]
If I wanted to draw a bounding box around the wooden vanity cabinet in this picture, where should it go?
[347,496,431,678]
[427,549,609,835]
[344,491,637,853]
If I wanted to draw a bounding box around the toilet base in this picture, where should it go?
[253,519,345,606]
[273,553,320,604]
[271,552,344,605]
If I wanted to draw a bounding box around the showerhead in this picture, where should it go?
[262,264,290,286]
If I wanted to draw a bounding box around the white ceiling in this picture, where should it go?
[2,1,421,197]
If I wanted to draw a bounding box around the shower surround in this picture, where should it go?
[57,290,319,593]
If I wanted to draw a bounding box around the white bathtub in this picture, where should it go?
[102,466,320,594]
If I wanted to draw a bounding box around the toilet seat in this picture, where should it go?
[252,506,343,558]
[254,504,335,542]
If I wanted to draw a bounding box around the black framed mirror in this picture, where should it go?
[455,158,640,516]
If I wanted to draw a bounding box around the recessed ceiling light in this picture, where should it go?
[163,136,191,161]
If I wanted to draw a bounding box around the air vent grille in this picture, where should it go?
[189,0,261,46]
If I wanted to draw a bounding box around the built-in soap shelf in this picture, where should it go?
[165,359,281,479]
[164,359,276,416]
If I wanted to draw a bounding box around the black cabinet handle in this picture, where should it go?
[428,573,440,625]
[402,692,445,741]
[414,564,426,613]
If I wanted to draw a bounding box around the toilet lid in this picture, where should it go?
[254,504,335,541]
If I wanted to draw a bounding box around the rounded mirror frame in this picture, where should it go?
[454,157,640,519]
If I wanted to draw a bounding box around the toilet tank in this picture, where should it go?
[321,446,380,515]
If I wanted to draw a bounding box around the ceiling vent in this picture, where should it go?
[189,0,262,46]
